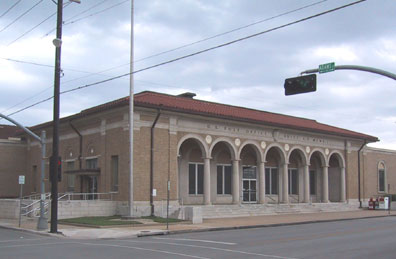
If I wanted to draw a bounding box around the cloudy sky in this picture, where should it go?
[0,0,395,149]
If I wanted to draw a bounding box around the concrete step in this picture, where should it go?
[201,203,358,218]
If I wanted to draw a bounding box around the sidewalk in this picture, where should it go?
[1,210,395,239]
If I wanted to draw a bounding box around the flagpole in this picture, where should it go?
[128,0,134,217]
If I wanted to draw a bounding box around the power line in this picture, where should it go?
[0,0,44,33]
[60,0,368,95]
[7,2,74,46]
[7,0,330,81]
[64,0,128,25]
[5,0,366,118]
[65,0,110,21]
[43,0,128,37]
[133,0,330,64]
[0,0,22,19]
[43,0,112,37]
[7,11,57,46]
[0,57,100,74]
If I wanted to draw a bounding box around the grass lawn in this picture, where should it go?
[59,216,141,226]
[141,216,184,223]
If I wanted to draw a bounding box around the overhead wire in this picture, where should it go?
[7,11,57,46]
[4,0,367,118]
[42,0,112,37]
[0,0,44,33]
[42,0,128,37]
[2,0,332,114]
[63,0,129,25]
[7,2,73,46]
[5,0,331,86]
[0,0,22,19]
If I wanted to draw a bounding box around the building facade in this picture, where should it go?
[1,91,395,216]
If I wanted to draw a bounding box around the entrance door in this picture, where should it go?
[242,166,257,203]
[82,176,98,200]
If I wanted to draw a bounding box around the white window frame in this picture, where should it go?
[188,163,204,195]
[288,168,298,195]
[378,161,386,193]
[265,167,278,195]
[217,164,232,195]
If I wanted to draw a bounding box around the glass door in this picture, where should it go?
[242,166,257,203]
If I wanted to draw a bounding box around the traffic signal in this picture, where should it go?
[284,74,316,96]
[49,156,62,182]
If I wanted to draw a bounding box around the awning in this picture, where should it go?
[64,168,100,176]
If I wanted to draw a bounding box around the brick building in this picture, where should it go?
[1,91,395,217]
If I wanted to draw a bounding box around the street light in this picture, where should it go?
[50,0,80,234]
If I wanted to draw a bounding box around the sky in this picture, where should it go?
[0,0,395,149]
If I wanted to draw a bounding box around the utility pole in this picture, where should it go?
[49,0,81,234]
[50,0,63,234]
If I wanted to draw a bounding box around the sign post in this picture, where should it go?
[18,175,25,227]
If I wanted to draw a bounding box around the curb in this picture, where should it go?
[2,213,395,240]
[0,224,66,238]
[162,214,396,236]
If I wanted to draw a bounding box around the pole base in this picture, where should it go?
[37,216,48,231]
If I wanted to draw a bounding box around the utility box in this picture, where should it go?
[378,197,389,210]
[368,198,375,210]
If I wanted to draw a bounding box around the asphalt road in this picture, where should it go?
[1,217,396,259]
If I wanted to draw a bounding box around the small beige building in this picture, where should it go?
[1,91,395,217]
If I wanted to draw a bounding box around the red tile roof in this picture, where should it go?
[134,91,378,142]
[30,91,378,142]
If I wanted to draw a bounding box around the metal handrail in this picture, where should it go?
[56,192,116,201]
[266,195,277,203]
[289,195,299,203]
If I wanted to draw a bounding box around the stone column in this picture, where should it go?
[282,163,289,203]
[340,167,346,202]
[232,160,240,204]
[304,165,310,203]
[322,165,329,203]
[259,162,265,204]
[204,157,211,205]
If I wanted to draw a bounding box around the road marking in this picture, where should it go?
[153,237,237,245]
[248,224,396,246]
[81,242,211,259]
[0,237,50,243]
[0,242,73,249]
[121,240,300,259]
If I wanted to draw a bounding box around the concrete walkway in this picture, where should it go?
[1,210,395,239]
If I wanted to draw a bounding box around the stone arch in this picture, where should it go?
[287,146,308,165]
[209,137,237,160]
[308,148,327,166]
[264,144,287,203]
[177,133,208,158]
[177,134,210,205]
[238,140,264,162]
[308,149,327,203]
[328,150,345,202]
[328,150,345,168]
[239,141,264,203]
[264,143,286,164]
[287,146,308,202]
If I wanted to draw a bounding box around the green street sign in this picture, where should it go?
[319,62,335,73]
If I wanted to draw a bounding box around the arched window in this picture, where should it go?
[378,162,386,193]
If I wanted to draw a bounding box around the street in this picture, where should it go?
[1,217,396,259]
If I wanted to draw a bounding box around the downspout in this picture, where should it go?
[344,140,348,202]
[150,108,161,216]
[69,120,83,170]
[357,140,367,208]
